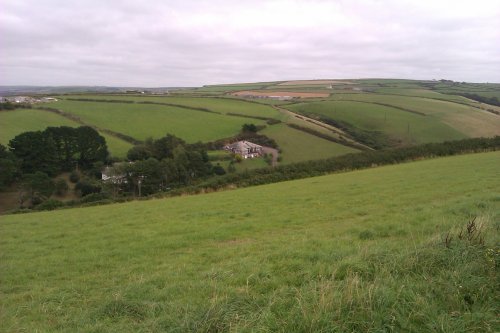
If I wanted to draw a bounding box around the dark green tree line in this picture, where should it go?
[8,126,109,176]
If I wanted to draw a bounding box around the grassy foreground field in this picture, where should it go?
[1,152,499,332]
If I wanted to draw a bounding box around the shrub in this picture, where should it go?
[79,192,110,203]
[69,170,80,183]
[55,179,69,196]
[234,154,243,163]
[75,179,101,197]
[266,119,281,125]
[212,164,226,175]
[36,199,64,211]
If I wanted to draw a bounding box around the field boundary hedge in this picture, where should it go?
[25,136,498,213]
[182,136,500,194]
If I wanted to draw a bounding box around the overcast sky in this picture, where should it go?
[1,0,499,86]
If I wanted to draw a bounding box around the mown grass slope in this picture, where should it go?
[1,152,498,332]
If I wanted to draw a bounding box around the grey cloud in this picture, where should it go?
[1,0,499,86]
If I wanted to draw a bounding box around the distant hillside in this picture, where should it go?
[2,78,499,164]
[0,85,188,96]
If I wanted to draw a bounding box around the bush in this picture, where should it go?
[227,162,236,173]
[75,179,101,197]
[36,199,64,211]
[69,170,80,183]
[55,179,69,196]
[234,154,243,163]
[266,119,281,125]
[242,123,258,133]
[212,164,226,175]
[79,192,110,203]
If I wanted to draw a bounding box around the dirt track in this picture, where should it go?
[262,146,279,166]
[272,105,374,151]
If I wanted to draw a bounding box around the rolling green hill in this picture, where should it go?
[59,95,282,119]
[49,100,266,143]
[1,151,498,332]
[2,79,499,165]
[326,93,500,138]
[287,100,467,146]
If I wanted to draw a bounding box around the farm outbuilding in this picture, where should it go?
[224,140,263,159]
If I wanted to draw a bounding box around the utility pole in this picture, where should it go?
[137,176,144,197]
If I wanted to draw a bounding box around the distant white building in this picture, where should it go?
[224,140,263,159]
[101,165,128,184]
[268,95,293,100]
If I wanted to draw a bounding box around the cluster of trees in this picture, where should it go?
[0,102,32,110]
[9,126,108,175]
[0,145,19,190]
[0,126,108,208]
[457,93,500,107]
[105,134,218,196]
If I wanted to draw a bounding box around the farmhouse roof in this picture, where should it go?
[227,140,262,151]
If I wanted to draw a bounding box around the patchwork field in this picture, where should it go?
[50,100,265,143]
[232,90,330,98]
[60,95,282,119]
[1,152,498,332]
[2,78,499,166]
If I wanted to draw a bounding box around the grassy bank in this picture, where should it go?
[1,152,498,332]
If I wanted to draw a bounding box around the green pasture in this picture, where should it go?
[261,123,358,163]
[1,152,498,332]
[329,93,500,137]
[0,108,77,144]
[60,95,281,119]
[100,134,133,158]
[287,100,466,146]
[354,78,424,87]
[371,87,472,102]
[51,100,266,143]
[0,108,131,158]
